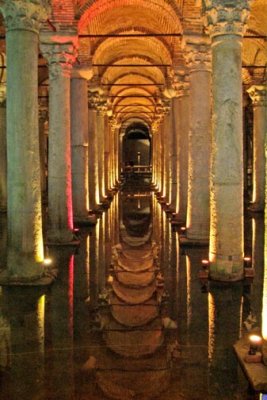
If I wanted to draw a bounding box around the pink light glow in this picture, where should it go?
[68,255,74,336]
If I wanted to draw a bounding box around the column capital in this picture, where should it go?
[71,66,93,81]
[203,0,251,38]
[247,85,267,106]
[171,69,190,98]
[88,89,106,111]
[0,0,50,33]
[40,33,78,79]
[0,83,6,105]
[183,36,211,72]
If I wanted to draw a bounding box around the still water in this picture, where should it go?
[0,186,265,400]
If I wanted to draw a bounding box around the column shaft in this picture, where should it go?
[0,103,6,212]
[247,86,266,211]
[71,77,89,219]
[88,107,98,210]
[185,41,211,241]
[7,29,44,268]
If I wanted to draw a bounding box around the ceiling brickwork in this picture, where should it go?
[0,0,266,130]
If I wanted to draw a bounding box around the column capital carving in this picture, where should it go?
[0,83,6,105]
[170,69,190,98]
[40,33,78,79]
[88,89,106,111]
[0,0,50,33]
[183,38,211,72]
[203,0,251,38]
[71,66,93,81]
[109,117,120,132]
[247,85,267,106]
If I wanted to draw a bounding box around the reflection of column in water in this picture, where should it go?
[1,288,45,399]
[183,248,209,395]
[104,211,112,278]
[90,226,99,309]
[46,253,74,400]
[169,231,179,320]
[208,283,243,399]
[262,243,267,340]
[0,214,7,266]
[98,216,106,293]
[251,217,264,329]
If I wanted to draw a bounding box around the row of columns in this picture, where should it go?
[0,0,120,284]
[153,0,266,281]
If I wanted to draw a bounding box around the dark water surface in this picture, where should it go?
[0,187,264,400]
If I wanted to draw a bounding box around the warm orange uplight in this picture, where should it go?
[248,334,262,356]
[43,258,52,266]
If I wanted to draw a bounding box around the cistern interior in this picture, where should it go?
[0,0,267,399]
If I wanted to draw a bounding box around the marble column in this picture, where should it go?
[70,72,91,222]
[40,34,77,244]
[184,37,211,242]
[204,0,250,280]
[38,107,48,198]
[0,0,50,283]
[247,85,266,212]
[104,114,111,195]
[96,107,105,203]
[0,90,6,213]
[88,90,99,211]
[173,73,190,222]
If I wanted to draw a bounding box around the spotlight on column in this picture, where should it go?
[179,226,187,237]
[244,334,263,363]
[43,258,52,266]
[243,256,255,279]
[198,259,210,284]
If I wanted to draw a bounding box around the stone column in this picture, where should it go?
[172,72,190,223]
[0,88,6,213]
[70,69,93,223]
[96,106,105,203]
[0,0,51,283]
[247,85,266,212]
[204,0,250,280]
[38,106,48,198]
[104,114,111,195]
[40,34,77,244]
[88,90,100,211]
[183,37,211,243]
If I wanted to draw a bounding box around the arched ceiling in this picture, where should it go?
[0,1,266,130]
[75,0,184,129]
[71,0,267,130]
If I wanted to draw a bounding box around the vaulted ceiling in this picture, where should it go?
[1,1,267,131]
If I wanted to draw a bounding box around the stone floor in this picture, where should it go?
[0,187,265,400]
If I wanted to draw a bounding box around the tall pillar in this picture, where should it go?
[88,90,100,211]
[204,0,250,280]
[172,72,190,223]
[247,85,266,212]
[0,88,6,213]
[40,34,77,244]
[0,0,51,283]
[38,105,48,199]
[96,106,105,203]
[70,70,93,222]
[184,37,211,243]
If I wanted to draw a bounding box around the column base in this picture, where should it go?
[45,229,80,246]
[247,203,264,213]
[74,214,97,226]
[0,265,57,286]
[179,236,209,247]
[209,262,244,282]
